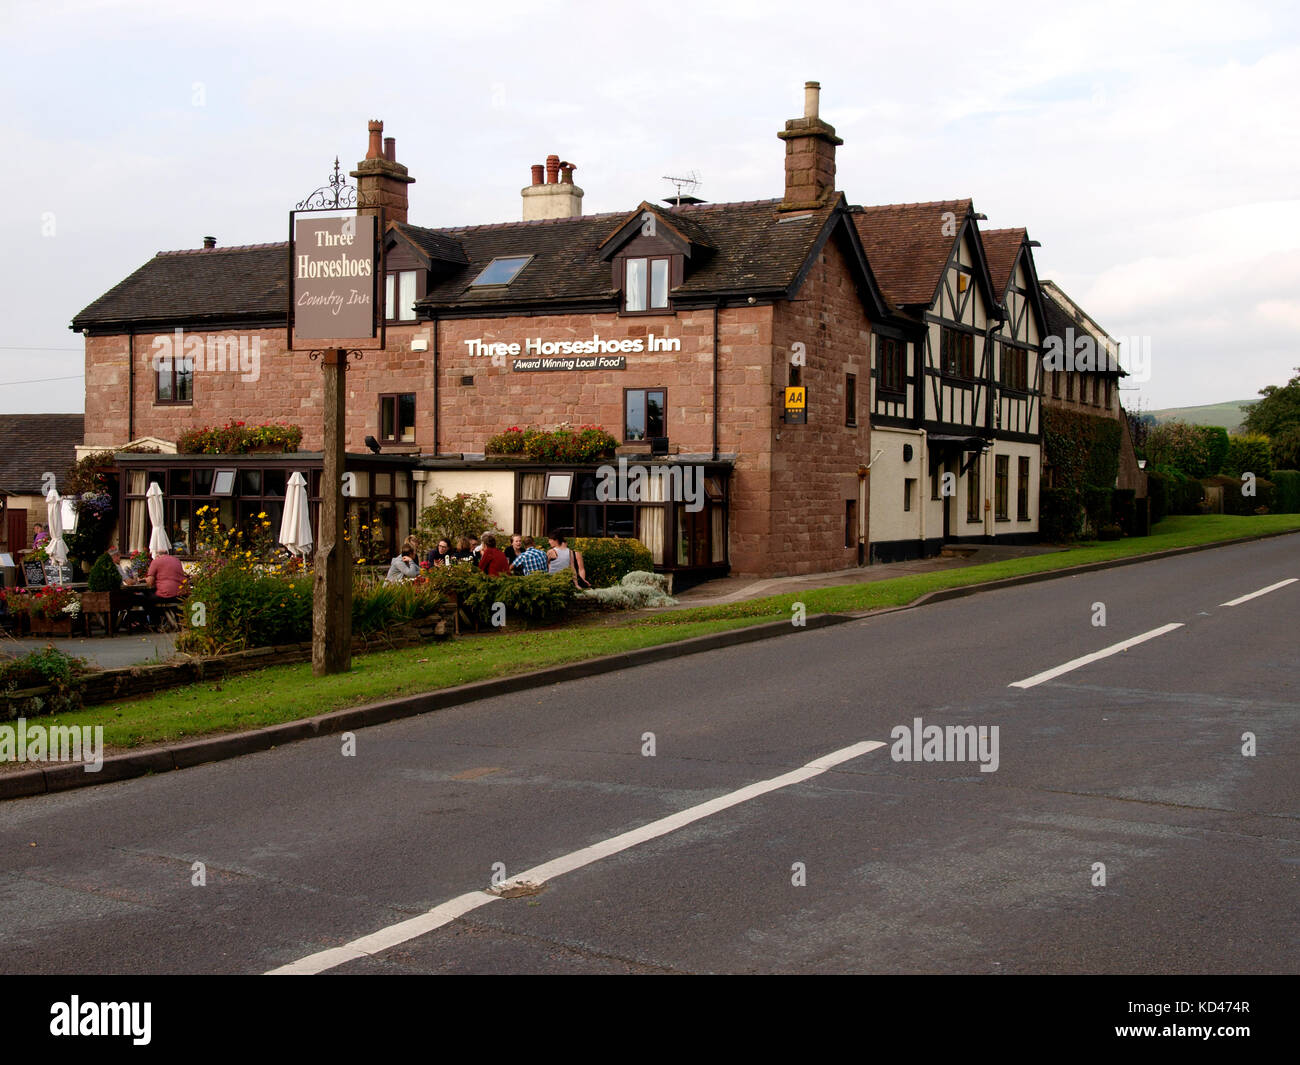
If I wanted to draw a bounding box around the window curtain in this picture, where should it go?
[127,471,147,553]
[637,470,666,564]
[710,505,725,563]
[520,473,546,539]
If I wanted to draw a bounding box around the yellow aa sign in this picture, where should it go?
[784,386,806,410]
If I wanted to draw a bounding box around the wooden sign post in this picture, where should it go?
[312,348,353,676]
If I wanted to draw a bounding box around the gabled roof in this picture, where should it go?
[0,415,85,494]
[981,227,1027,296]
[850,199,978,307]
[1040,280,1123,375]
[72,244,287,332]
[596,201,717,258]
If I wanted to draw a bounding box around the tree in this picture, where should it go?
[1243,367,1300,437]
[1270,425,1300,472]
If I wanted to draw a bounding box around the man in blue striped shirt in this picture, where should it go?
[510,535,549,574]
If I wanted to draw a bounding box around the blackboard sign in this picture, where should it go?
[23,561,47,587]
[45,562,75,586]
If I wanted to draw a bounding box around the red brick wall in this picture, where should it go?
[769,236,873,575]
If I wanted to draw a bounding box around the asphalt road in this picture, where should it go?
[1,536,1296,974]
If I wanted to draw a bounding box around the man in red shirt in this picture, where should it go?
[477,533,510,577]
[145,549,187,628]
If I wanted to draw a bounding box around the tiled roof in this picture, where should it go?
[72,244,288,329]
[981,228,1026,295]
[1040,282,1122,373]
[849,199,973,306]
[0,414,85,493]
[406,198,838,310]
[73,200,842,327]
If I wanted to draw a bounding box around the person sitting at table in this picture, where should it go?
[426,538,453,567]
[452,536,475,563]
[145,547,187,628]
[108,546,136,584]
[477,533,510,577]
[32,523,49,550]
[509,536,549,575]
[385,546,420,583]
[504,533,524,564]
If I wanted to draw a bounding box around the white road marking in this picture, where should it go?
[1009,623,1185,690]
[266,739,886,975]
[1220,578,1298,607]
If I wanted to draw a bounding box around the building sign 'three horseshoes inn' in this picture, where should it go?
[463,332,680,372]
[292,216,377,340]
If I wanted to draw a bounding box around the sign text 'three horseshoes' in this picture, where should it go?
[288,210,381,676]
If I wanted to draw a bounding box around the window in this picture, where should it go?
[1001,345,1028,391]
[995,455,1009,520]
[941,328,974,378]
[156,354,193,404]
[845,499,856,549]
[470,256,531,287]
[966,459,981,523]
[904,478,915,512]
[1104,377,1113,411]
[379,393,416,444]
[1092,375,1101,405]
[625,388,666,442]
[544,472,575,500]
[1017,456,1030,520]
[845,373,857,426]
[1052,368,1062,399]
[624,256,671,312]
[931,466,941,500]
[1066,372,1075,402]
[879,336,905,393]
[385,270,417,321]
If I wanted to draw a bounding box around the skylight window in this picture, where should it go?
[470,255,532,286]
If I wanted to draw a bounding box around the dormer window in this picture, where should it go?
[385,270,417,321]
[624,256,671,313]
[471,255,532,287]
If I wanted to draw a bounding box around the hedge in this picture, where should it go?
[1203,474,1276,515]
[1111,489,1137,535]
[1222,434,1273,480]
[571,537,654,588]
[425,567,576,628]
[1271,469,1300,513]
[1147,466,1203,523]
[1039,488,1081,542]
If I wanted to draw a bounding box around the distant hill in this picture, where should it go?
[1146,400,1254,432]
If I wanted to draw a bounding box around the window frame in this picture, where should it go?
[941,327,975,380]
[1017,455,1030,521]
[1001,344,1029,392]
[469,255,533,288]
[845,372,857,427]
[624,387,667,443]
[966,459,981,523]
[155,353,194,406]
[995,454,1009,521]
[621,255,673,315]
[878,335,906,395]
[378,392,417,445]
[384,269,419,322]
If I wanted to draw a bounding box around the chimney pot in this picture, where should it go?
[804,81,821,120]
[367,119,384,160]
[202,236,216,249]
[383,137,396,162]
[559,161,576,185]
[530,164,544,186]
[545,154,560,184]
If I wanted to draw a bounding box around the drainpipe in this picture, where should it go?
[711,303,719,461]
[127,329,135,442]
[432,316,439,457]
[860,448,884,566]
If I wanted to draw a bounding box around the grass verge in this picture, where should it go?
[9,513,1297,758]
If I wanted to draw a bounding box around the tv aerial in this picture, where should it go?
[662,170,704,207]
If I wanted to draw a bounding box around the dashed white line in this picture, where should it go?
[1220,578,1298,607]
[266,739,886,975]
[1009,623,1185,689]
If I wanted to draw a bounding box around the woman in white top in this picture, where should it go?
[546,532,590,587]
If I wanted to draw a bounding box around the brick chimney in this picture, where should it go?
[778,81,842,211]
[521,154,584,220]
[350,119,415,227]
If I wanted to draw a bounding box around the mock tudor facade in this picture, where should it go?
[71,82,1071,582]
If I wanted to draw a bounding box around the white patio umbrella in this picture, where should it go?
[279,471,314,556]
[146,482,170,556]
[44,488,68,566]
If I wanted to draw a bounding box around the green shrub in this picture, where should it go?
[87,552,123,593]
[352,581,446,635]
[417,490,499,546]
[1270,469,1300,513]
[178,568,314,654]
[1270,428,1300,472]
[571,537,654,588]
[1203,474,1276,516]
[1146,420,1212,478]
[426,567,575,628]
[1147,466,1201,520]
[0,648,86,719]
[1082,487,1113,534]
[1222,434,1273,480]
[1039,487,1081,542]
[1200,426,1230,476]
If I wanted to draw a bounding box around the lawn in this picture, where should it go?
[11,513,1298,758]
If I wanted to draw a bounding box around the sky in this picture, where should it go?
[1,0,1297,416]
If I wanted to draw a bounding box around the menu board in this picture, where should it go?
[45,562,75,586]
[23,561,47,587]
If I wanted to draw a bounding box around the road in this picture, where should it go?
[1,536,1296,974]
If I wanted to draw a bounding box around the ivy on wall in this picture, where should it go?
[1043,408,1121,494]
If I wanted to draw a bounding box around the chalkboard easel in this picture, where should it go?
[23,560,46,587]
